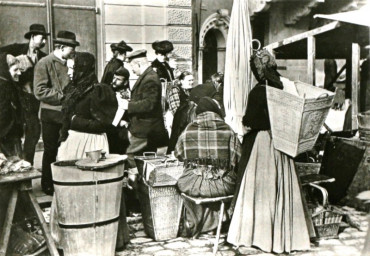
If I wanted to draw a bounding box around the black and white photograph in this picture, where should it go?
[0,0,369,255]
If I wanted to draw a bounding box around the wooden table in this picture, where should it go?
[0,169,59,256]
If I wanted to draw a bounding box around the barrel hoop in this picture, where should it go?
[58,216,120,229]
[53,175,124,186]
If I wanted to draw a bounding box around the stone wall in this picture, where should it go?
[103,0,192,80]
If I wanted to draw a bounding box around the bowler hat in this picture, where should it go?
[152,40,174,54]
[126,49,147,61]
[115,67,130,80]
[111,40,133,53]
[53,30,80,47]
[24,24,50,39]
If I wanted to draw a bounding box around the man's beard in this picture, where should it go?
[112,84,127,92]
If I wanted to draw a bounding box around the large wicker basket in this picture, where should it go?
[135,154,184,241]
[137,178,183,241]
[267,81,334,157]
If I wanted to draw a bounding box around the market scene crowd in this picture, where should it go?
[0,4,369,254]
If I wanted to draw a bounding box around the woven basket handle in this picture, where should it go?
[143,152,157,158]
[251,39,261,52]
[316,93,329,100]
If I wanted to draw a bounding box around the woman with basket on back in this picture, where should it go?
[227,44,313,254]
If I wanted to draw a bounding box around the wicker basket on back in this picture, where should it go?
[266,81,335,157]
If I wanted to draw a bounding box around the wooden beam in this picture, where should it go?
[307,36,316,85]
[26,191,59,256]
[0,190,18,256]
[351,43,360,130]
[266,21,341,51]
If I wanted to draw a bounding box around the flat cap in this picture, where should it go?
[152,40,174,54]
[126,49,147,61]
[114,66,130,79]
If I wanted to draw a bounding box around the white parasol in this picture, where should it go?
[223,0,253,141]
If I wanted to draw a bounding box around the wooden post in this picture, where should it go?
[307,36,316,85]
[352,43,360,130]
[46,0,54,53]
[0,190,18,256]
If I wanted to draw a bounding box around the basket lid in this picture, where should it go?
[76,154,127,170]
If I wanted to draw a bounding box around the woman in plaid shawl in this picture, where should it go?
[175,97,241,235]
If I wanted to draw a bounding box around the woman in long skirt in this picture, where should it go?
[227,49,312,254]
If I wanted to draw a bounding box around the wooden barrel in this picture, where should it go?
[51,154,126,256]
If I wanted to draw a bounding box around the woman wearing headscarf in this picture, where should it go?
[175,97,241,235]
[227,49,311,253]
[167,71,194,153]
[52,52,130,251]
[0,53,22,159]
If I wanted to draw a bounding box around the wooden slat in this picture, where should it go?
[307,35,316,85]
[0,190,18,256]
[26,191,59,256]
[0,169,41,184]
[352,43,360,130]
[267,21,341,50]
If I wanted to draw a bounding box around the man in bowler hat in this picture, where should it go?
[0,24,50,165]
[101,40,132,85]
[34,30,79,195]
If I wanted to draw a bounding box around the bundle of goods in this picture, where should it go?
[267,79,335,157]
[135,153,184,241]
[0,154,32,175]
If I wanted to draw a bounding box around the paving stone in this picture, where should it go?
[316,250,337,256]
[163,241,191,249]
[219,245,234,251]
[343,227,359,234]
[299,252,318,256]
[134,230,147,238]
[188,239,213,247]
[130,237,154,244]
[188,252,215,256]
[153,250,179,256]
[342,239,363,246]
[145,241,165,246]
[141,245,164,253]
[333,245,361,255]
[166,237,186,243]
[318,239,343,246]
[338,232,352,240]
[218,250,236,256]
[186,247,212,254]
[351,231,367,238]
[237,246,261,255]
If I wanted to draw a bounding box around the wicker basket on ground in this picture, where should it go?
[135,154,184,241]
[312,209,343,240]
[267,81,334,157]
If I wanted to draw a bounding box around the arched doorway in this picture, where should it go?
[198,12,229,84]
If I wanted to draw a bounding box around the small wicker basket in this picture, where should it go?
[312,209,343,239]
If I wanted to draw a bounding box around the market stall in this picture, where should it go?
[266,8,370,209]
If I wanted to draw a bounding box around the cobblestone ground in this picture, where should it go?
[116,207,369,256]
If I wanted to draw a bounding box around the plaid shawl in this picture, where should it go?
[175,111,241,170]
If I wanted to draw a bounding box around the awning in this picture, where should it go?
[314,5,370,28]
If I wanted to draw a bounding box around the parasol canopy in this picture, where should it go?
[223,0,253,141]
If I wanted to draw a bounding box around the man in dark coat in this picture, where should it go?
[151,40,175,82]
[100,40,132,85]
[34,30,79,195]
[0,24,49,164]
[117,49,168,183]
